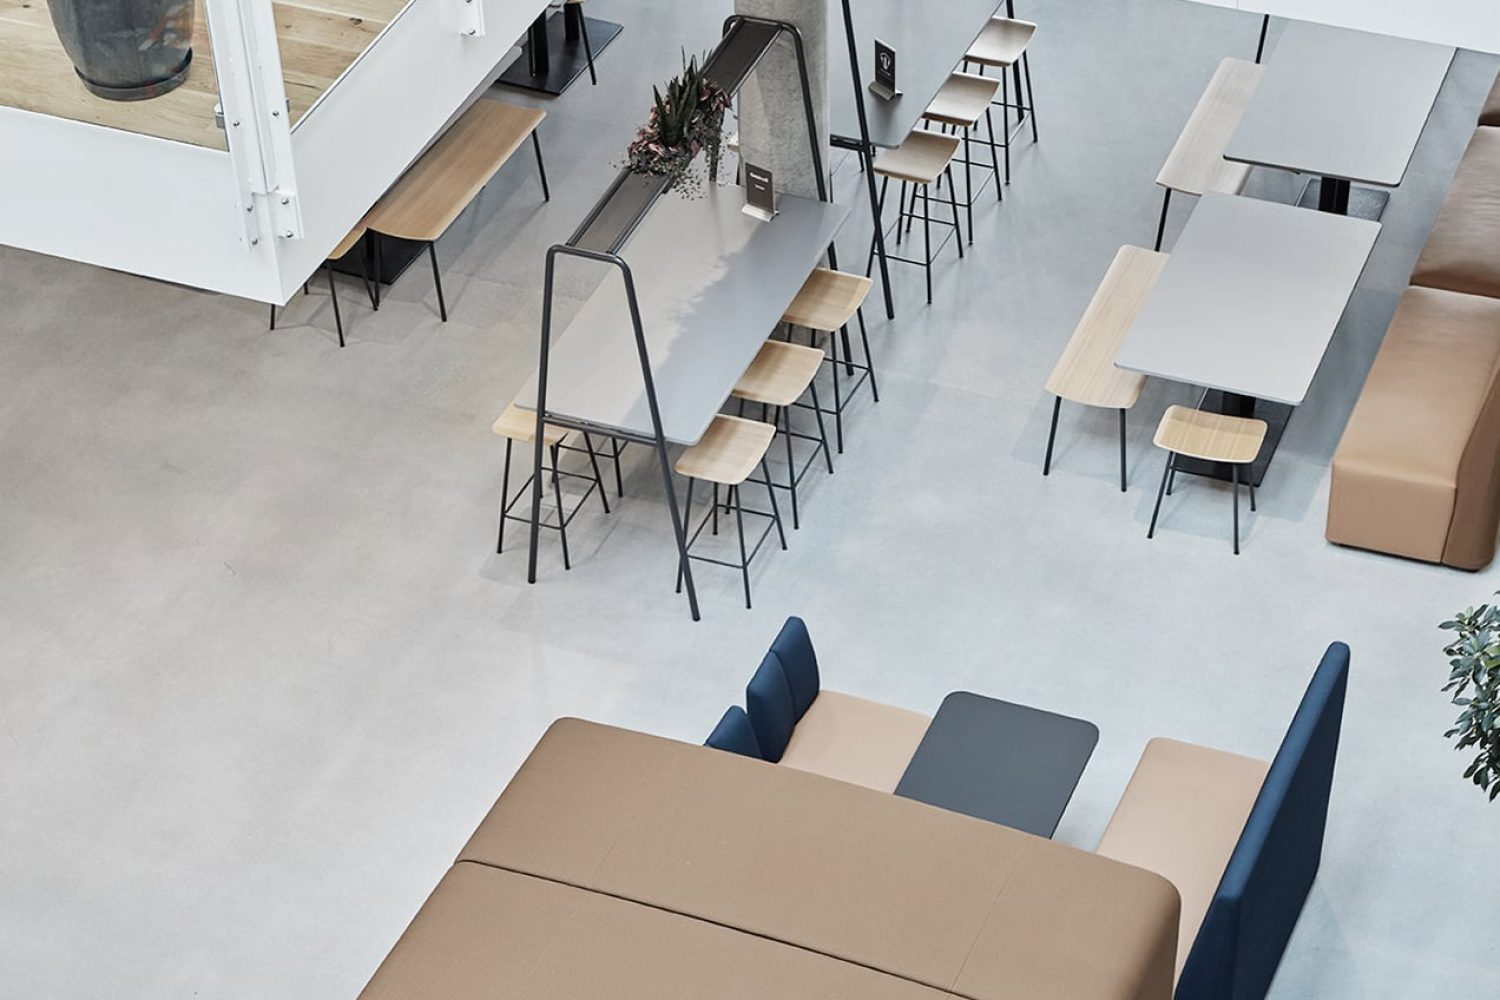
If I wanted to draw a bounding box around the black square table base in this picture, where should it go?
[498,11,622,97]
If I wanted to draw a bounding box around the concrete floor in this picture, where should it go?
[3,0,1498,996]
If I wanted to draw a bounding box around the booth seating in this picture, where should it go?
[1479,69,1500,127]
[356,718,1180,1000]
[1153,58,1263,250]
[364,98,548,321]
[713,617,932,793]
[1096,642,1349,1000]
[1328,116,1500,569]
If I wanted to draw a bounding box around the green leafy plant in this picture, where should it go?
[1439,597,1500,800]
[623,52,732,195]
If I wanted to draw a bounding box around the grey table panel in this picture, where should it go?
[894,691,1098,838]
[827,0,1003,148]
[516,187,849,445]
[1225,21,1453,186]
[1116,193,1379,405]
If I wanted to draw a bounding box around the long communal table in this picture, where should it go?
[1115,193,1379,483]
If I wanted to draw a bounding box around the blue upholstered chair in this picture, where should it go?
[705,706,764,759]
[745,651,797,762]
[1175,641,1350,1000]
[770,616,820,717]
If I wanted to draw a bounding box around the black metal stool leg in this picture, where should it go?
[1001,72,1012,183]
[582,432,609,514]
[676,477,695,593]
[532,131,551,202]
[577,5,597,84]
[550,443,571,570]
[858,309,879,401]
[428,242,448,322]
[1148,453,1173,539]
[866,177,890,277]
[780,406,800,530]
[945,165,965,256]
[984,106,1003,200]
[712,483,719,535]
[326,263,345,348]
[922,183,933,304]
[807,379,833,473]
[373,237,383,309]
[1118,408,1128,492]
[1232,463,1241,555]
[611,439,625,497]
[358,239,376,309]
[1249,475,1257,512]
[1042,396,1061,475]
[828,329,845,454]
[497,439,513,553]
[1022,52,1037,142]
[733,485,751,609]
[1155,188,1172,252]
[761,457,787,550]
[963,127,974,244]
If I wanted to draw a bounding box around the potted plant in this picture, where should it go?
[623,52,732,195]
[1439,597,1500,801]
[47,0,196,101]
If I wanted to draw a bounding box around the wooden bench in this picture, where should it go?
[1042,244,1168,492]
[364,98,548,321]
[1153,57,1263,249]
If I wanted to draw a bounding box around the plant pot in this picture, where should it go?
[46,0,195,101]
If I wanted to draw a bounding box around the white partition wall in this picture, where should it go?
[1191,0,1500,53]
[0,0,546,303]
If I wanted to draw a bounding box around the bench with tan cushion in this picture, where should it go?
[1410,126,1500,301]
[778,689,932,793]
[1328,286,1500,568]
[1478,68,1500,127]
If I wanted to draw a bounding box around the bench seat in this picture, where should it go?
[1328,286,1500,567]
[1411,126,1500,301]
[1479,69,1500,127]
[778,690,932,793]
[1156,58,1263,198]
[1096,738,1269,982]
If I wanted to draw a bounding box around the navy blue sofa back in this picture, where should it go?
[1176,642,1350,1000]
[705,706,763,759]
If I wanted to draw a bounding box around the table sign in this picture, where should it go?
[868,39,901,100]
[742,163,778,222]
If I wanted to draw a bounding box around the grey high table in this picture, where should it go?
[516,187,849,444]
[1225,21,1453,218]
[827,0,1005,317]
[894,692,1099,838]
[1116,193,1379,483]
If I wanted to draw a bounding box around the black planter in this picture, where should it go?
[46,0,195,101]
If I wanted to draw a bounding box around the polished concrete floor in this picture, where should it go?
[3,1,1499,996]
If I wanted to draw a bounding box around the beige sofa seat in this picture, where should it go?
[777,689,932,793]
[1411,126,1500,300]
[1479,69,1500,127]
[1328,286,1500,567]
[1095,738,1269,982]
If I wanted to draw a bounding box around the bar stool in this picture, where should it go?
[731,340,832,530]
[268,224,374,348]
[781,268,877,454]
[1147,405,1267,554]
[866,130,964,305]
[675,415,787,610]
[963,17,1038,184]
[493,403,612,570]
[922,71,1004,241]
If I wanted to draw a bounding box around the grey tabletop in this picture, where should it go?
[1115,193,1378,405]
[893,691,1098,838]
[1225,21,1453,186]
[515,187,850,445]
[827,0,1003,148]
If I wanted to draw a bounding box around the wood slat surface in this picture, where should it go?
[1153,404,1267,464]
[781,268,871,331]
[1045,245,1166,409]
[675,415,776,485]
[0,0,409,150]
[731,341,824,408]
[1156,57,1262,197]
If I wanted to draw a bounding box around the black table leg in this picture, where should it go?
[1298,174,1389,220]
[527,13,548,77]
[500,9,622,96]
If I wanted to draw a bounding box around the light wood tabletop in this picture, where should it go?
[364,99,545,243]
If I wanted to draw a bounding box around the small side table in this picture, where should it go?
[894,691,1098,838]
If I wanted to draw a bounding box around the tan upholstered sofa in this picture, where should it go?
[358,719,1181,1000]
[1328,91,1500,569]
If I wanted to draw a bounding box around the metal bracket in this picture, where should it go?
[265,188,304,240]
[459,0,485,37]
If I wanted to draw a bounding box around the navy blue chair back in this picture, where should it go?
[770,616,820,718]
[745,651,797,762]
[1176,642,1350,1000]
[705,706,763,759]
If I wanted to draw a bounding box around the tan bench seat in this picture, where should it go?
[1479,69,1500,127]
[778,690,932,793]
[1411,126,1500,301]
[1328,286,1500,568]
[1096,738,1269,982]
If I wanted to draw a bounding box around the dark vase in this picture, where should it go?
[46,0,195,102]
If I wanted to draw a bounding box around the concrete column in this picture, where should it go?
[732,0,828,201]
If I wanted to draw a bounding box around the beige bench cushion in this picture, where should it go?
[1096,738,1268,982]
[1412,126,1500,300]
[1479,69,1500,127]
[458,719,1180,1000]
[1328,286,1500,564]
[360,862,954,1000]
[1156,58,1262,197]
[778,689,932,793]
[1046,245,1167,409]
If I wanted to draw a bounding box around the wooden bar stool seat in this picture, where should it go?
[781,268,877,454]
[365,99,549,322]
[733,341,832,530]
[675,415,787,610]
[868,131,965,304]
[493,402,611,571]
[1148,405,1268,554]
[923,72,1005,237]
[963,17,1039,185]
[1043,245,1168,491]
